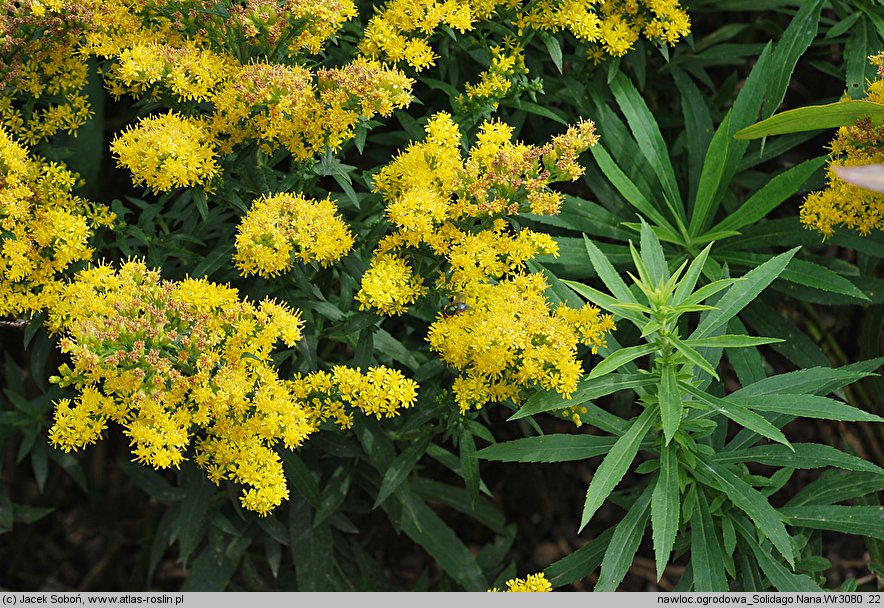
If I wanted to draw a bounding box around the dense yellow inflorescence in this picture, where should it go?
[360,0,690,71]
[46,260,419,515]
[0,127,113,317]
[489,572,553,592]
[801,53,884,237]
[111,112,221,192]
[234,193,355,277]
[1,0,414,195]
[357,112,614,411]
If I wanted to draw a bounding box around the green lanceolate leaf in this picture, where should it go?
[693,458,795,567]
[786,471,884,507]
[669,334,720,379]
[710,156,826,234]
[690,248,799,339]
[691,491,728,592]
[659,364,683,443]
[713,443,884,474]
[690,112,732,237]
[545,527,616,587]
[589,344,657,380]
[672,242,714,305]
[510,373,654,421]
[476,434,620,464]
[596,481,654,591]
[590,144,679,236]
[681,335,784,348]
[610,72,684,223]
[398,491,488,591]
[734,100,884,140]
[733,518,821,592]
[640,218,669,285]
[652,443,680,581]
[583,235,638,304]
[778,506,884,542]
[681,382,791,448]
[729,362,880,399]
[737,394,884,423]
[374,436,432,508]
[579,406,658,532]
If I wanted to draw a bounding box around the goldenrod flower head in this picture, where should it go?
[361,0,690,70]
[234,192,355,277]
[107,41,238,102]
[211,60,412,158]
[427,273,615,412]
[0,127,113,317]
[359,0,477,70]
[356,253,427,315]
[801,54,884,237]
[229,0,357,55]
[111,112,220,192]
[290,365,420,428]
[489,573,553,592]
[47,259,312,515]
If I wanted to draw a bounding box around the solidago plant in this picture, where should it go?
[480,222,884,591]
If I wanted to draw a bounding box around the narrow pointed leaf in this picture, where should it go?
[563,279,647,328]
[714,443,884,474]
[691,491,728,591]
[596,482,654,591]
[690,248,799,339]
[583,235,637,304]
[579,406,657,532]
[476,434,620,464]
[733,518,821,592]
[738,394,884,423]
[640,218,669,285]
[659,365,682,443]
[734,100,884,140]
[690,112,732,236]
[672,242,713,305]
[778,506,884,542]
[681,335,784,348]
[711,157,826,234]
[588,344,657,380]
[652,443,680,581]
[669,334,719,379]
[511,373,654,421]
[610,72,684,220]
[681,383,791,448]
[694,459,794,566]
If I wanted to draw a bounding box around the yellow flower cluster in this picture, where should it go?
[291,365,419,429]
[228,0,358,56]
[46,260,419,515]
[0,1,93,146]
[110,112,220,192]
[210,58,412,158]
[489,572,553,592]
[105,41,238,102]
[360,0,486,71]
[3,0,413,185]
[456,41,529,112]
[0,127,113,317]
[369,112,599,259]
[356,254,428,316]
[427,273,615,411]
[801,54,884,237]
[360,0,690,70]
[234,193,355,277]
[521,0,691,58]
[358,113,613,411]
